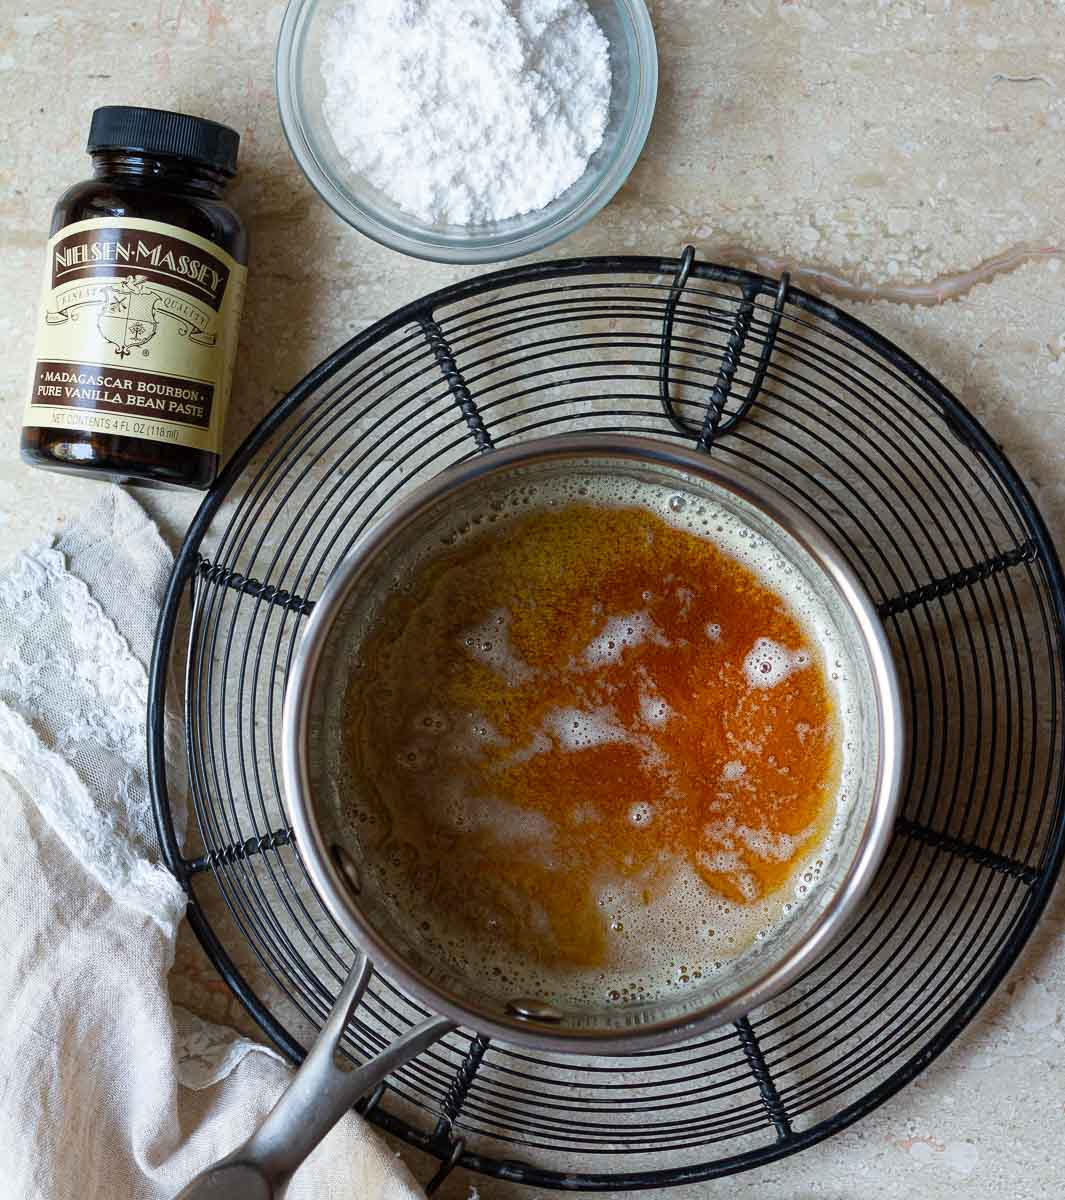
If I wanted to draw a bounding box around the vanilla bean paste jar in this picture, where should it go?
[21,106,248,489]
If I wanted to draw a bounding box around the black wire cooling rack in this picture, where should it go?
[148,251,1065,1192]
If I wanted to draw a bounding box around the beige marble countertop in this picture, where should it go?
[3,1,1065,1196]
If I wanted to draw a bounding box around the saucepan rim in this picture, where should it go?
[281,433,904,1053]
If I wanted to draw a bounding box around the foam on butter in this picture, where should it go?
[336,469,865,1010]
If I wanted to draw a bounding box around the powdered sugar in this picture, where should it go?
[320,0,612,225]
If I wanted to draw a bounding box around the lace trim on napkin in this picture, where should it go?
[0,539,184,928]
[173,1006,285,1090]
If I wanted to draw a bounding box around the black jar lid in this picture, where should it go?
[87,106,240,176]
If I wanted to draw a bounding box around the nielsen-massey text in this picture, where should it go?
[53,236,224,296]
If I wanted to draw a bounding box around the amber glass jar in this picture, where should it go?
[22,106,248,489]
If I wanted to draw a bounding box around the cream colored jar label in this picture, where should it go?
[23,216,246,454]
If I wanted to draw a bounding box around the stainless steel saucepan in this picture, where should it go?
[176,435,903,1199]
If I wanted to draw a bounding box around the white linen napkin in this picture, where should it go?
[0,486,423,1200]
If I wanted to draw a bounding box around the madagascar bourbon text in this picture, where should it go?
[24,217,246,454]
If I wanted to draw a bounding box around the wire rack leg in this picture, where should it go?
[183,827,294,877]
[432,1033,490,1141]
[877,540,1038,617]
[896,817,1040,884]
[421,1034,491,1192]
[660,248,788,445]
[425,1138,466,1196]
[735,1016,793,1141]
[698,292,757,452]
[420,313,495,452]
[197,555,315,616]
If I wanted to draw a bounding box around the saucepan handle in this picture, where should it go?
[173,952,456,1200]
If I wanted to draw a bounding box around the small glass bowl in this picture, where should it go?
[276,0,658,264]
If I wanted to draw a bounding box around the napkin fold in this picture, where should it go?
[0,487,422,1200]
